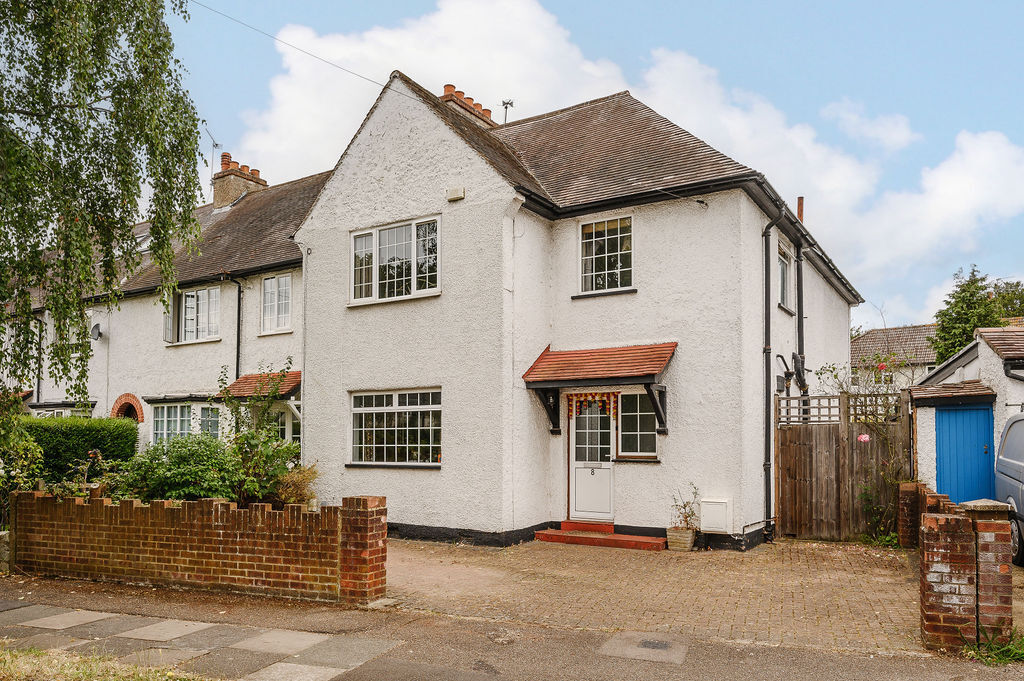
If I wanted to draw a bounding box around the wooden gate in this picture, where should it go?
[775,392,912,540]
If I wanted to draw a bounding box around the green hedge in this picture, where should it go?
[22,416,138,482]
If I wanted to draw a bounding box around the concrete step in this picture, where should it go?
[534,528,666,551]
[559,521,614,533]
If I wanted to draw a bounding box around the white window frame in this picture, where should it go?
[350,389,441,465]
[261,274,292,333]
[778,249,792,310]
[273,407,301,445]
[152,403,194,442]
[166,286,220,344]
[617,391,659,459]
[350,217,441,304]
[577,215,634,295]
[199,405,220,438]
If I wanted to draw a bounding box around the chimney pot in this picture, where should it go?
[482,108,491,119]
[797,196,804,222]
[443,84,455,95]
[251,169,260,178]
[240,164,249,173]
[474,102,483,111]
[454,90,464,99]
[230,161,239,170]
[464,96,474,106]
[220,152,231,171]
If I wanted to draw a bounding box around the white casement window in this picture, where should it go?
[35,408,90,418]
[273,409,301,445]
[778,251,791,309]
[581,217,632,293]
[351,218,439,302]
[164,286,219,343]
[262,275,292,332]
[352,390,441,464]
[199,406,220,438]
[153,404,192,442]
[619,393,658,457]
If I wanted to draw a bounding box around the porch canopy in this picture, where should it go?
[222,370,302,400]
[522,342,677,434]
[908,379,996,407]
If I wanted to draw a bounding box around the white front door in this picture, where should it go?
[569,396,614,521]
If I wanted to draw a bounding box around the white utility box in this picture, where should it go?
[699,499,732,534]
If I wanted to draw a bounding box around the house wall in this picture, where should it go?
[802,260,853,393]
[295,78,520,533]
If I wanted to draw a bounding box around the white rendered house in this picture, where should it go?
[294,72,861,548]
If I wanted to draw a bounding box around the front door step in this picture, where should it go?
[535,522,666,551]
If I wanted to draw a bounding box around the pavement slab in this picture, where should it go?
[597,631,689,664]
[168,623,263,650]
[21,609,115,630]
[71,635,168,657]
[118,647,208,667]
[0,600,28,613]
[117,618,216,641]
[178,648,287,679]
[242,661,346,681]
[0,604,68,627]
[341,659,497,681]
[62,614,164,639]
[0,625,45,641]
[7,632,86,650]
[231,629,332,655]
[290,636,401,669]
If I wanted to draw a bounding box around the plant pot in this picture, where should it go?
[666,527,696,552]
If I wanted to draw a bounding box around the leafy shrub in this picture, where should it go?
[270,464,319,507]
[116,434,240,501]
[229,429,300,505]
[0,427,44,529]
[22,416,137,482]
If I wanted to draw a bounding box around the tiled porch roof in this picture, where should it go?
[523,343,677,385]
[908,379,995,402]
[224,371,301,399]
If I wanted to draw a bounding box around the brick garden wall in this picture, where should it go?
[9,492,386,605]
[898,482,1013,650]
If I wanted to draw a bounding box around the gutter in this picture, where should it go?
[1005,359,1024,383]
[762,206,786,539]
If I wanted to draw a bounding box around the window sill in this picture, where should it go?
[348,289,442,307]
[777,303,796,316]
[257,328,293,337]
[345,462,441,470]
[571,288,637,301]
[613,457,660,464]
[165,337,221,347]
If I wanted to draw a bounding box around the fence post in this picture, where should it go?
[837,393,850,539]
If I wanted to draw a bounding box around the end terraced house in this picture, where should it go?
[30,71,862,549]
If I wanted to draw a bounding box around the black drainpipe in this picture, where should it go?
[230,278,243,379]
[763,207,785,539]
[796,243,807,395]
[1005,360,1024,383]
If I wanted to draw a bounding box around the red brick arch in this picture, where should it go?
[110,393,144,422]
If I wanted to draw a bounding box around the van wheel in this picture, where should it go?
[1012,518,1024,567]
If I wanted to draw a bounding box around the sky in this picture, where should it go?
[169,0,1024,330]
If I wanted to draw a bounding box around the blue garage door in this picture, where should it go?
[936,404,995,503]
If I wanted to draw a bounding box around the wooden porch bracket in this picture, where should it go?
[534,388,561,434]
[644,383,668,434]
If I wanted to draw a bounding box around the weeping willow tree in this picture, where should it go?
[0,0,202,445]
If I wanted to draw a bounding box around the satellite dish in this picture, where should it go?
[90,323,103,340]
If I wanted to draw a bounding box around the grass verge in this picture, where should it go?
[962,628,1024,665]
[0,647,212,680]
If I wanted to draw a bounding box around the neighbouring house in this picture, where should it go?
[29,153,319,446]
[294,71,862,548]
[911,326,1024,503]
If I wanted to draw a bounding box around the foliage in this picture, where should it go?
[22,416,137,482]
[0,0,202,451]
[993,279,1024,319]
[228,428,300,506]
[931,266,1004,364]
[46,448,114,500]
[0,421,43,529]
[268,463,319,507]
[0,647,210,680]
[962,627,1024,665]
[115,434,239,502]
[850,324,864,340]
[671,482,700,529]
[818,351,911,392]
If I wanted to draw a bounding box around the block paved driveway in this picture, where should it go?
[388,538,924,653]
[0,602,398,680]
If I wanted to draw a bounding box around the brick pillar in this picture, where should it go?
[960,500,1013,643]
[920,513,977,649]
[339,496,387,606]
[898,482,922,548]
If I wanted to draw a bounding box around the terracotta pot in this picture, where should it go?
[666,527,696,551]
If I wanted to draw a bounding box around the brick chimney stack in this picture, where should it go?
[212,152,268,208]
[438,84,496,128]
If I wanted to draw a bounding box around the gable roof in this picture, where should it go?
[122,171,331,295]
[976,327,1024,360]
[492,92,755,209]
[851,324,938,366]
[523,342,677,385]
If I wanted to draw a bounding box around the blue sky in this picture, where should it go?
[169,1,1024,329]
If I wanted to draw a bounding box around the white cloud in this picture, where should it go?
[232,0,1024,324]
[855,277,954,329]
[821,97,922,151]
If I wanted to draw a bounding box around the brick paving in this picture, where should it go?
[387,538,924,652]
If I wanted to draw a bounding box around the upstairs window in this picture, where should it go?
[581,217,631,293]
[262,275,292,332]
[778,251,791,309]
[352,219,439,302]
[163,286,219,343]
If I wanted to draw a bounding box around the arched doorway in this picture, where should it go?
[110,393,144,423]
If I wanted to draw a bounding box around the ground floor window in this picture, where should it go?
[200,406,220,438]
[352,390,441,464]
[34,407,91,418]
[619,393,658,457]
[273,407,301,446]
[153,404,191,442]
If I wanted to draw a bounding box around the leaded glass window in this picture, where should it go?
[351,219,439,302]
[581,217,632,293]
[352,390,441,464]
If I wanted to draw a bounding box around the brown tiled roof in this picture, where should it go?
[850,324,938,366]
[523,343,677,384]
[123,172,331,293]
[909,380,995,401]
[224,371,301,399]
[492,92,754,209]
[977,327,1024,360]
